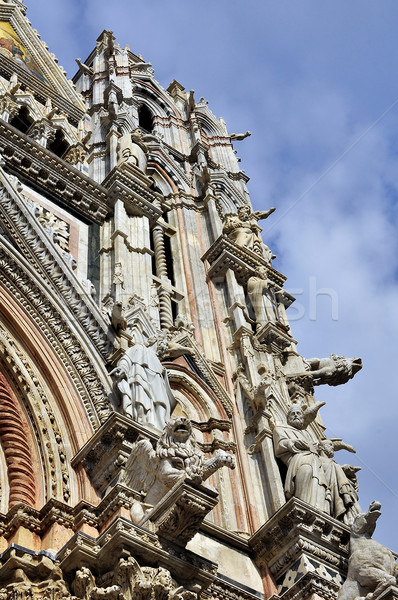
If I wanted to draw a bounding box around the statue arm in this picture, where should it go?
[273,427,305,456]
[109,356,130,379]
[253,207,276,221]
[303,401,325,427]
[222,215,236,234]
[331,438,356,453]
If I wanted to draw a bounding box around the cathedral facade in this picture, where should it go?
[0,2,394,600]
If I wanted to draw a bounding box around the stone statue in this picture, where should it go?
[338,501,398,600]
[273,401,331,513]
[301,354,362,386]
[222,205,276,261]
[117,130,147,172]
[110,322,176,431]
[318,438,361,524]
[247,266,278,329]
[125,417,235,509]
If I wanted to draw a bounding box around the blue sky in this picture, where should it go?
[25,1,398,549]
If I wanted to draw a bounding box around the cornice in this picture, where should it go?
[0,120,109,224]
[0,170,113,358]
[202,235,287,287]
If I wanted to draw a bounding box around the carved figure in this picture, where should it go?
[273,402,331,513]
[302,354,362,386]
[125,417,235,507]
[318,438,361,524]
[338,502,398,600]
[247,266,278,329]
[222,205,276,261]
[110,323,176,430]
[173,314,195,333]
[235,365,273,412]
[117,130,147,172]
[111,301,127,333]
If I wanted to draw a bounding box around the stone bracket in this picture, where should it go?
[71,413,158,495]
[255,322,296,352]
[249,498,350,596]
[142,480,219,546]
[202,235,286,287]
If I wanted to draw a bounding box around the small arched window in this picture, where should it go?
[48,129,70,158]
[138,104,153,132]
[9,105,33,133]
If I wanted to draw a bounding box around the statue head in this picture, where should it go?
[158,417,197,449]
[287,403,305,430]
[254,266,268,280]
[319,439,334,458]
[237,205,251,220]
[351,501,381,538]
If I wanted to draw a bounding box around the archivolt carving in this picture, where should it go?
[0,371,36,508]
[0,168,112,357]
[0,325,73,504]
[0,247,112,428]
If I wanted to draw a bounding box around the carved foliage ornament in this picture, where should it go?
[73,558,198,600]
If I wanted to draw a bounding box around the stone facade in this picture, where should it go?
[0,3,395,600]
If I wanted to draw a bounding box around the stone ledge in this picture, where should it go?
[202,235,286,287]
[249,498,349,583]
[0,120,109,224]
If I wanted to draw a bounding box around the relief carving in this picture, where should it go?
[73,558,198,600]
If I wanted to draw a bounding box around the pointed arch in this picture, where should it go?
[0,281,98,506]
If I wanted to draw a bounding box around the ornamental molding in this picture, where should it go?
[202,235,287,287]
[0,120,109,224]
[0,166,113,359]
[0,242,112,427]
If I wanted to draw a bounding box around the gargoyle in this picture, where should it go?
[338,501,398,600]
[301,354,362,386]
[124,417,235,507]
